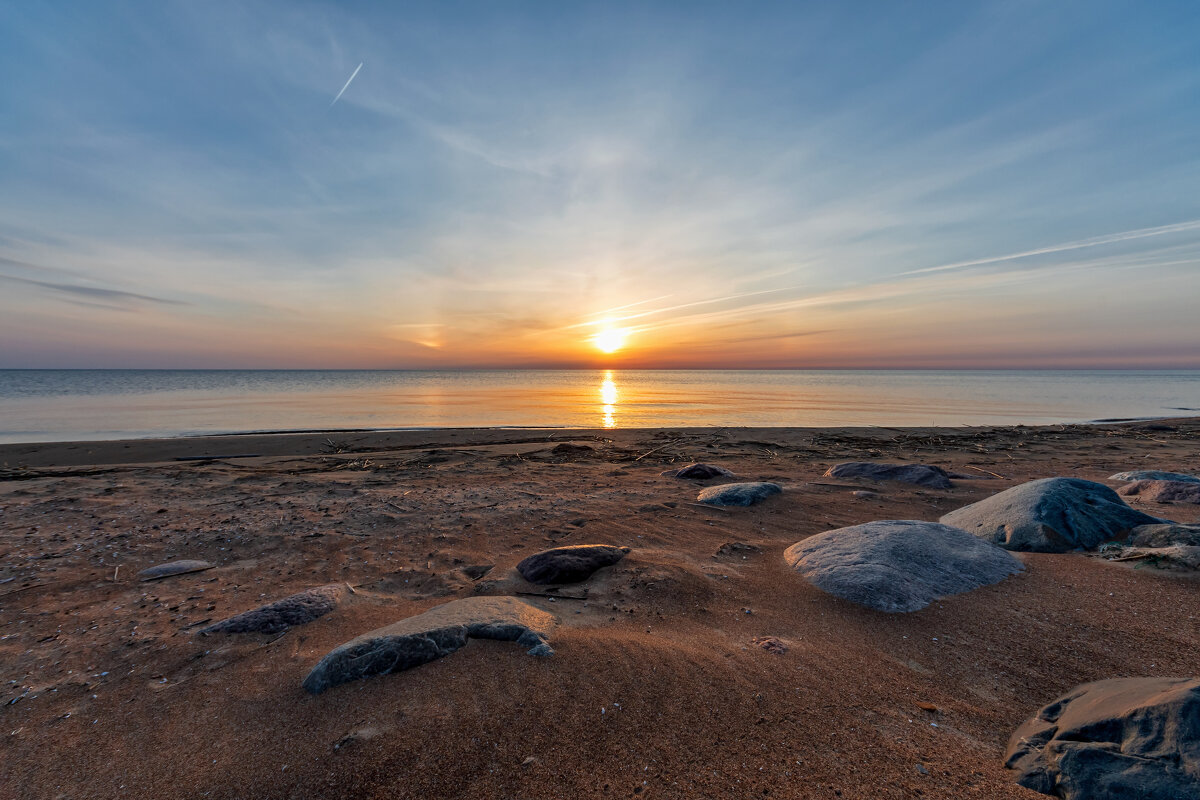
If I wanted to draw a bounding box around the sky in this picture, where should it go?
[1,1,1198,369]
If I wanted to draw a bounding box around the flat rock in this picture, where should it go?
[1129,523,1200,548]
[714,541,762,558]
[784,520,1023,613]
[662,463,735,480]
[201,585,343,635]
[137,560,214,581]
[696,482,782,507]
[1118,479,1200,504]
[302,596,556,694]
[517,544,630,585]
[824,462,953,489]
[1005,677,1200,799]
[940,478,1165,552]
[1109,470,1199,483]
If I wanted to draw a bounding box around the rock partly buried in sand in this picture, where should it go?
[714,541,762,558]
[200,584,343,635]
[302,596,556,694]
[1109,470,1199,483]
[1118,479,1200,504]
[517,544,630,585]
[1005,677,1200,799]
[137,559,214,581]
[697,482,782,507]
[784,520,1023,613]
[940,478,1165,553]
[1129,523,1200,548]
[663,463,735,480]
[824,462,953,489]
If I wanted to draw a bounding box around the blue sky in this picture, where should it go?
[1,1,1198,368]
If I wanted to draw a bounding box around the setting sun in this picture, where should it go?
[592,327,629,354]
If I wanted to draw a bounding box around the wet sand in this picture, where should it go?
[2,421,1198,799]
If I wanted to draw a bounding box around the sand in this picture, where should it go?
[2,421,1198,799]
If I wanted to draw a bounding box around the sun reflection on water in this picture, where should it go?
[599,371,618,428]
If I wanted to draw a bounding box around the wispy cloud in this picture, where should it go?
[0,274,186,309]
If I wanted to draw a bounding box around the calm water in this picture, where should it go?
[0,369,1198,444]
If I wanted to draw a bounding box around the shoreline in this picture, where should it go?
[3,418,1198,798]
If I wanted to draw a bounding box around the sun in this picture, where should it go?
[592,327,628,354]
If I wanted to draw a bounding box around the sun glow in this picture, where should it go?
[592,326,629,354]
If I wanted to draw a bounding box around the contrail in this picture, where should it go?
[330,62,363,107]
[901,218,1200,277]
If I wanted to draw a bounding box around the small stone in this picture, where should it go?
[1109,470,1199,484]
[517,544,630,585]
[201,585,343,635]
[915,764,929,776]
[752,636,788,654]
[824,462,954,489]
[137,560,213,581]
[662,463,735,480]
[696,482,782,507]
[714,542,762,558]
[1118,480,1200,504]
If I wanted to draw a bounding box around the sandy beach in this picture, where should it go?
[2,420,1198,799]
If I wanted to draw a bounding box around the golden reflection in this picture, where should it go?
[599,370,618,428]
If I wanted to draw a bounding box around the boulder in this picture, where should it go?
[302,596,556,694]
[1129,523,1200,548]
[137,560,213,581]
[824,462,953,489]
[517,544,630,585]
[1118,480,1200,504]
[662,463,735,480]
[940,478,1165,552]
[783,520,1023,613]
[201,585,343,635]
[1109,470,1199,483]
[1005,677,1200,799]
[696,482,782,507]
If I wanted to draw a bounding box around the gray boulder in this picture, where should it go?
[137,560,213,581]
[201,585,343,635]
[1118,480,1200,504]
[517,544,630,585]
[663,463,735,480]
[697,482,782,507]
[1005,677,1200,799]
[302,596,556,694]
[824,462,953,489]
[783,520,1023,613]
[940,478,1165,553]
[1109,470,1199,483]
[1129,523,1200,548]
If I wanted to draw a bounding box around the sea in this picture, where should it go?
[0,369,1197,444]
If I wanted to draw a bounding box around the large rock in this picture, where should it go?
[302,596,556,694]
[783,520,1023,613]
[201,585,344,635]
[663,463,735,480]
[137,560,213,581]
[1109,470,1199,483]
[1129,523,1200,548]
[824,462,953,489]
[1118,480,1200,504]
[940,478,1164,553]
[1005,677,1200,799]
[696,482,782,507]
[517,544,630,585]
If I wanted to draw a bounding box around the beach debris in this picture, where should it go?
[696,482,782,507]
[824,462,954,489]
[1005,677,1200,799]
[303,596,557,694]
[714,542,762,558]
[200,585,344,635]
[1109,470,1199,483]
[784,520,1023,613]
[940,478,1166,552]
[1129,523,1200,548]
[137,560,214,581]
[662,463,735,480]
[752,636,788,654]
[1118,479,1200,504]
[517,544,630,585]
[461,564,495,580]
